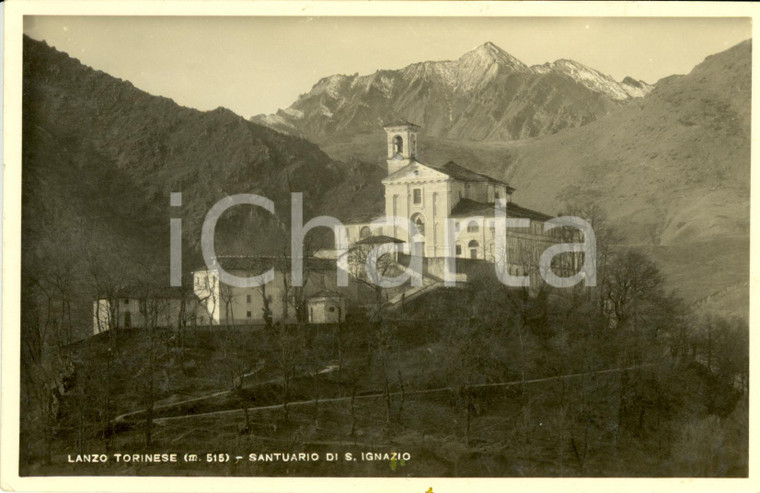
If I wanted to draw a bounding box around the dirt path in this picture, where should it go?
[113,373,282,424]
[150,364,653,425]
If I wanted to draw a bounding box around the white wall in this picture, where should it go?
[92,299,111,335]
[384,178,450,257]
[192,267,359,325]
[92,297,183,334]
[307,297,346,324]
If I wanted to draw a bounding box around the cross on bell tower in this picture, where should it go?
[384,121,420,176]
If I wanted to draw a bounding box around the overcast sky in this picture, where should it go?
[24,16,751,118]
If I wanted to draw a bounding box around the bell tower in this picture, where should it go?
[384,121,420,176]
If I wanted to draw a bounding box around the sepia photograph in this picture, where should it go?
[2,2,758,492]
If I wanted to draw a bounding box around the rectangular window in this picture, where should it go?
[246,294,252,303]
[413,188,422,204]
[456,244,462,255]
[246,311,252,318]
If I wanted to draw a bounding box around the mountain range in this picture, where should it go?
[252,42,652,142]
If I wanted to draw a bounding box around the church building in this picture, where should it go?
[346,122,570,282]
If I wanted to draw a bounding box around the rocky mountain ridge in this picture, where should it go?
[252,41,652,142]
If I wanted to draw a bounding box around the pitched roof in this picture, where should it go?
[449,198,493,217]
[507,202,554,222]
[382,161,427,182]
[344,212,384,225]
[449,198,554,221]
[383,120,420,129]
[431,161,512,188]
[97,286,185,300]
[193,256,338,274]
[353,235,405,246]
[383,159,514,189]
[308,289,343,300]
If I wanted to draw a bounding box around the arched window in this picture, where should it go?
[467,220,479,233]
[411,213,425,235]
[359,226,371,238]
[392,135,404,155]
[468,240,479,259]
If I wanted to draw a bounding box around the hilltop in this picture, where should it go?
[318,40,751,316]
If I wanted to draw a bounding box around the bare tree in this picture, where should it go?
[604,249,664,333]
[174,282,195,376]
[219,282,238,361]
[195,270,220,327]
[20,281,74,465]
[258,282,273,330]
[220,282,237,327]
[272,324,304,421]
[135,284,172,448]
[84,251,132,450]
[442,315,489,446]
[560,200,622,317]
[347,241,400,307]
[346,240,403,375]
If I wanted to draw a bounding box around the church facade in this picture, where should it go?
[346,122,571,283]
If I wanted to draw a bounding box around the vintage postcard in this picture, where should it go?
[2,1,758,492]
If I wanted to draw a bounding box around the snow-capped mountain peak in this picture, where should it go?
[303,73,355,100]
[620,76,653,98]
[458,41,531,73]
[532,58,653,101]
[251,41,654,141]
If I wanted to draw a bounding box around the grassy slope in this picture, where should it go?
[32,299,747,477]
